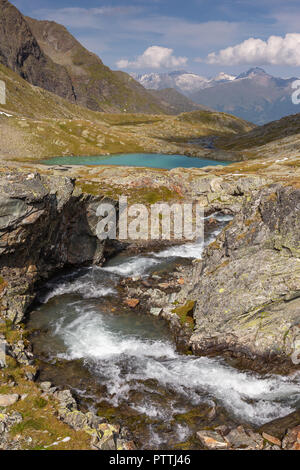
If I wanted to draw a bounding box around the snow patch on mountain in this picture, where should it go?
[132,70,237,95]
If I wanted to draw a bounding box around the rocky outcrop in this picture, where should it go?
[0,169,110,323]
[39,383,136,450]
[0,411,23,450]
[0,0,76,102]
[190,183,300,367]
[169,170,268,212]
[196,424,300,450]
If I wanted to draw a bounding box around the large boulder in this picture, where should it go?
[190,184,300,367]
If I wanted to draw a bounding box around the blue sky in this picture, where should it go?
[13,0,300,78]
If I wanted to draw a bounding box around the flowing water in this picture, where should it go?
[28,213,300,449]
[41,153,231,170]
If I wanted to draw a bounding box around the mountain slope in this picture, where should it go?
[148,88,210,114]
[0,1,175,115]
[0,0,76,102]
[190,68,300,125]
[0,61,254,161]
[24,16,172,115]
[216,112,300,160]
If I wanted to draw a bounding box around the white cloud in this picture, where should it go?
[116,46,188,69]
[206,34,300,66]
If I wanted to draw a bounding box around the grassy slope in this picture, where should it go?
[0,63,254,162]
[216,112,300,160]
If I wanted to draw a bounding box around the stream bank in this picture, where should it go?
[0,168,299,450]
[26,213,300,450]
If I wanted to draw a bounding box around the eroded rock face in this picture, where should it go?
[0,170,109,323]
[190,184,300,366]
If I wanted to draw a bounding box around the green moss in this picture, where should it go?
[174,407,209,425]
[172,301,196,329]
[138,187,180,205]
[96,406,118,421]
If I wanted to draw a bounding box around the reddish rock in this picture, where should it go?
[262,432,281,447]
[196,430,229,450]
[158,283,171,289]
[124,299,140,308]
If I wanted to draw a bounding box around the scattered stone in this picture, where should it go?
[116,439,136,450]
[262,432,281,447]
[54,389,77,411]
[196,430,229,450]
[91,423,119,451]
[0,411,22,438]
[142,280,151,288]
[40,381,52,392]
[60,410,91,431]
[158,283,171,289]
[225,426,264,450]
[0,394,19,407]
[24,369,38,382]
[178,278,185,285]
[150,308,162,317]
[282,426,300,450]
[7,380,16,387]
[9,340,34,366]
[124,298,140,308]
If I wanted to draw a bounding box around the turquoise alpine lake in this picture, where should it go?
[42,153,231,170]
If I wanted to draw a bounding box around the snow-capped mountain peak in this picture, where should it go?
[214,72,236,82]
[132,70,237,95]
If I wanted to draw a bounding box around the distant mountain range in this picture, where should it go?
[133,68,300,124]
[1,1,299,124]
[132,71,236,94]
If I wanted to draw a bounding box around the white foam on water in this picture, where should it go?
[57,310,176,361]
[211,213,233,222]
[154,230,221,259]
[154,239,205,259]
[102,256,161,277]
[40,269,115,302]
[54,308,300,426]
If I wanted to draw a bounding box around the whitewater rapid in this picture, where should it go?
[52,304,299,426]
[30,212,300,447]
